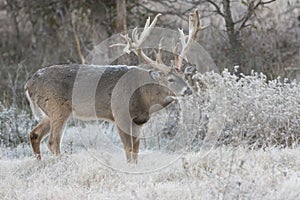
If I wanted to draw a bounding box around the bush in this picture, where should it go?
[0,103,33,147]
[1,69,300,151]
[191,69,300,149]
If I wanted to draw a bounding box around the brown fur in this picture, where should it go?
[25,64,191,162]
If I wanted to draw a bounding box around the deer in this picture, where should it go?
[25,9,203,163]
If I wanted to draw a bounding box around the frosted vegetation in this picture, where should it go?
[1,147,300,199]
[1,70,300,199]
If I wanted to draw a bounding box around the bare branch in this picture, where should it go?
[71,20,85,64]
[206,0,225,17]
[130,1,195,22]
[260,0,276,5]
[238,0,276,30]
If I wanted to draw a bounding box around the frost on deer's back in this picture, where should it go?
[36,68,46,76]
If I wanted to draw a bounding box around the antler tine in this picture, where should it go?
[137,14,162,47]
[110,33,132,54]
[131,27,139,46]
[154,37,164,64]
[173,42,179,67]
[111,13,171,73]
[174,8,203,72]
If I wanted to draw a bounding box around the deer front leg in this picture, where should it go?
[29,117,50,160]
[117,126,141,163]
[47,110,70,156]
[132,138,140,162]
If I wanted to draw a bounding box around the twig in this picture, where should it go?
[181,155,195,200]
[206,0,225,17]
[71,21,86,64]
[238,0,276,30]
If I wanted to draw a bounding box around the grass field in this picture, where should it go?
[1,144,300,199]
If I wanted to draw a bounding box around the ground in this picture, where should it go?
[1,145,300,199]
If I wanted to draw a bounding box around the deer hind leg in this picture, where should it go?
[117,126,141,163]
[47,108,70,156]
[29,117,50,160]
[132,138,140,162]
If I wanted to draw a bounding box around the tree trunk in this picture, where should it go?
[116,0,127,33]
[91,0,108,45]
[116,0,130,65]
[223,0,244,75]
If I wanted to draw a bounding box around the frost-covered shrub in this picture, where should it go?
[191,69,300,148]
[2,69,300,152]
[124,69,300,152]
[0,103,34,147]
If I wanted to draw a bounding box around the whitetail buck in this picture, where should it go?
[25,9,203,163]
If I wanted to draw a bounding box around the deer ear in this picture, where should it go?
[149,70,162,81]
[184,65,196,75]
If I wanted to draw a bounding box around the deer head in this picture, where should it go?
[111,8,205,96]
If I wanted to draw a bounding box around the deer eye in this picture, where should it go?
[168,78,175,83]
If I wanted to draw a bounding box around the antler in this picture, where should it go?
[111,14,170,74]
[173,9,206,72]
[111,9,206,74]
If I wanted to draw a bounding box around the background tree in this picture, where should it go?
[116,0,127,33]
[0,0,298,108]
[205,0,276,74]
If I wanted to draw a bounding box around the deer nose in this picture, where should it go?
[184,87,193,96]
